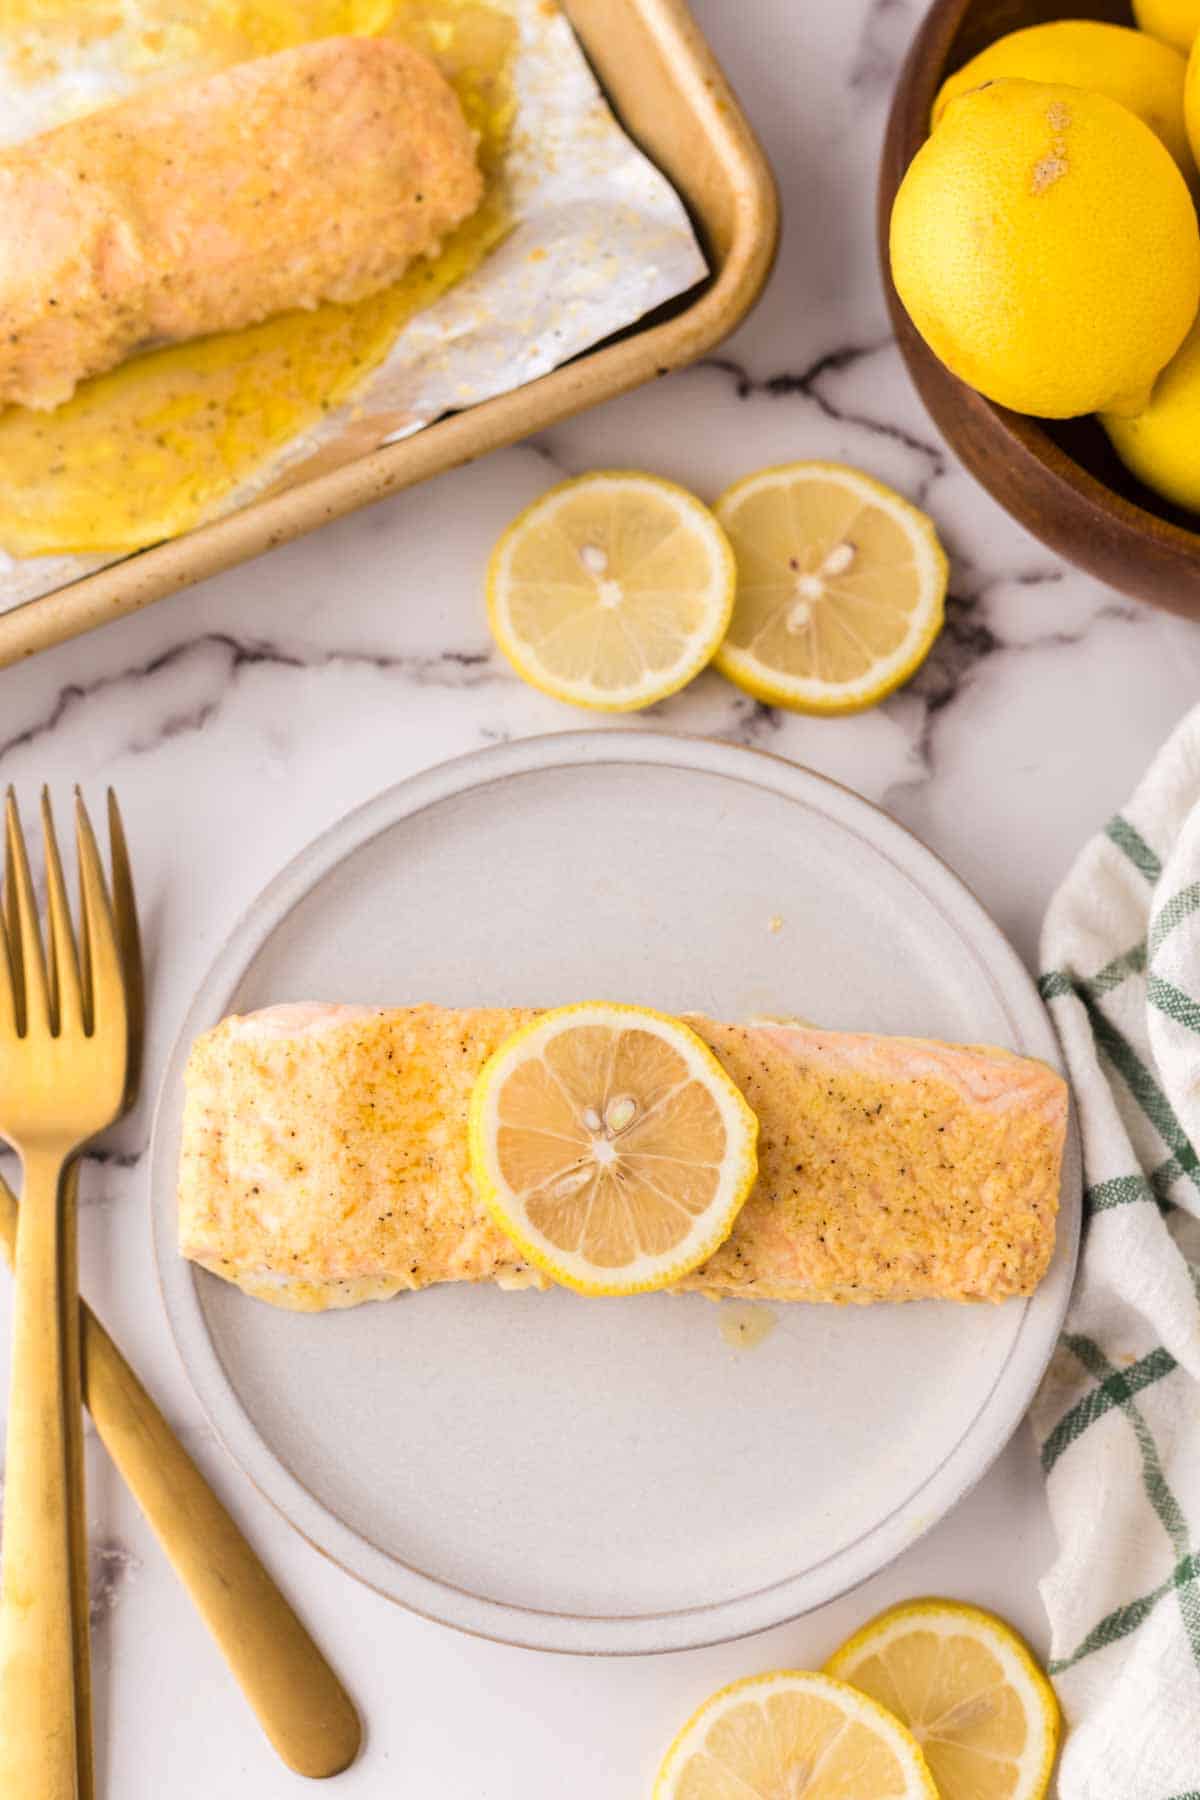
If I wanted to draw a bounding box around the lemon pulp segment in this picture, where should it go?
[487,472,736,711]
[468,1004,758,1295]
[713,461,947,714]
[827,1598,1061,1800]
[653,1670,938,1800]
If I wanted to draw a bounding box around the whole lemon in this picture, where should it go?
[1184,31,1200,168]
[932,21,1191,174]
[1102,313,1200,510]
[890,80,1200,418]
[1133,0,1200,56]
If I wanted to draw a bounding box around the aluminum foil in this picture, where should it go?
[0,0,707,611]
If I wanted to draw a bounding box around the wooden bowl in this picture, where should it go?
[879,0,1200,618]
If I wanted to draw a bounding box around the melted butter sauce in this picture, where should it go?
[0,0,515,556]
[718,1304,777,1351]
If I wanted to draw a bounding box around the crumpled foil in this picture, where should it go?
[0,0,707,612]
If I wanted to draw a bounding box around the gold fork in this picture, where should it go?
[0,790,128,1800]
[0,792,360,1785]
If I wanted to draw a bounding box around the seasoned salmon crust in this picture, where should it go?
[0,37,483,409]
[178,1004,1066,1310]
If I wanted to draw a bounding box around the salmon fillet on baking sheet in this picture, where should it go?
[0,36,483,410]
[178,1003,1067,1311]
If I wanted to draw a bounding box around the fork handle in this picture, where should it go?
[0,1145,83,1800]
[61,1166,94,1800]
[0,1171,361,1780]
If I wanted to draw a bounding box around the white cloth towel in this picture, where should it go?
[1036,702,1200,1800]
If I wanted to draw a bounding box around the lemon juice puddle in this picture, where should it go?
[0,0,514,557]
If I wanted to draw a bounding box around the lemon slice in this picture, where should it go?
[653,1669,938,1799]
[486,471,736,710]
[713,462,947,714]
[827,1599,1061,1800]
[467,1003,758,1295]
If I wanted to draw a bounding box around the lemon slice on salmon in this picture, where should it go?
[486,472,736,710]
[826,1598,1061,1800]
[713,462,947,714]
[653,1669,938,1799]
[467,1003,758,1295]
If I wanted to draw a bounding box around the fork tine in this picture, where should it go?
[74,790,125,1042]
[107,789,143,1098]
[0,914,19,1040]
[41,789,84,1037]
[4,788,52,1036]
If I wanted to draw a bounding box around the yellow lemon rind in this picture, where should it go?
[891,80,1200,420]
[826,1596,1061,1800]
[467,1001,759,1296]
[486,471,736,712]
[1101,312,1200,510]
[653,1668,939,1800]
[713,461,948,715]
[1137,0,1200,59]
[930,21,1192,174]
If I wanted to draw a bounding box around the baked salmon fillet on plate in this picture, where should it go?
[178,1004,1067,1310]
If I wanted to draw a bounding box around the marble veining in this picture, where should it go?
[853,2,920,90]
[1,635,502,765]
[0,1,1199,1792]
[0,1487,142,1630]
[702,348,951,489]
[88,1542,141,1632]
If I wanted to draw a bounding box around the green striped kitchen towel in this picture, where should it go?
[1036,704,1200,1798]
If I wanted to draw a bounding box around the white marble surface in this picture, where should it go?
[4,0,1200,1792]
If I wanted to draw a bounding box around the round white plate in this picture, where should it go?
[151,731,1079,1654]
